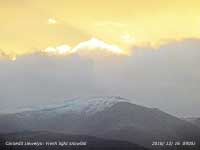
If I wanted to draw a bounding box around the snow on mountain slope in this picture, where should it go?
[15,96,130,116]
[61,96,129,114]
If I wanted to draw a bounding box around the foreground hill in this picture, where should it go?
[0,131,148,150]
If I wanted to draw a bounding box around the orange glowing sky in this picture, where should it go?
[0,0,200,59]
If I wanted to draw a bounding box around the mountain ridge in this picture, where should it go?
[0,96,200,149]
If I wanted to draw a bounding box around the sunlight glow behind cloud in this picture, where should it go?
[72,38,126,55]
[44,45,71,55]
[1,0,200,59]
[43,38,127,57]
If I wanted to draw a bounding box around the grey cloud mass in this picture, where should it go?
[0,39,200,117]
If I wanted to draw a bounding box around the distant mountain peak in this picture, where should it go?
[61,96,130,114]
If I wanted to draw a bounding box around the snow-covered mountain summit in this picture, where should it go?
[16,96,130,115]
[61,96,129,114]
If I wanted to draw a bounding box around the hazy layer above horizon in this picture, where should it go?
[0,39,200,117]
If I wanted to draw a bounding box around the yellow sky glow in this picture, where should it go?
[0,0,200,59]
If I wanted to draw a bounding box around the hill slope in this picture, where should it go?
[0,96,200,149]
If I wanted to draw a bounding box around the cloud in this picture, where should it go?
[0,39,200,117]
[44,44,71,55]
[0,54,96,112]
[1,38,127,61]
[42,38,127,57]
[72,38,126,55]
[47,18,57,24]
[121,33,136,43]
[0,49,16,61]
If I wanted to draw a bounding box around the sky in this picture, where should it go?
[0,0,200,117]
[1,0,200,57]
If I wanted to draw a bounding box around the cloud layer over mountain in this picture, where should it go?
[0,39,200,117]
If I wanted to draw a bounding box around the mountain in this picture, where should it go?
[183,117,200,128]
[0,131,148,150]
[12,96,130,115]
[0,96,200,149]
